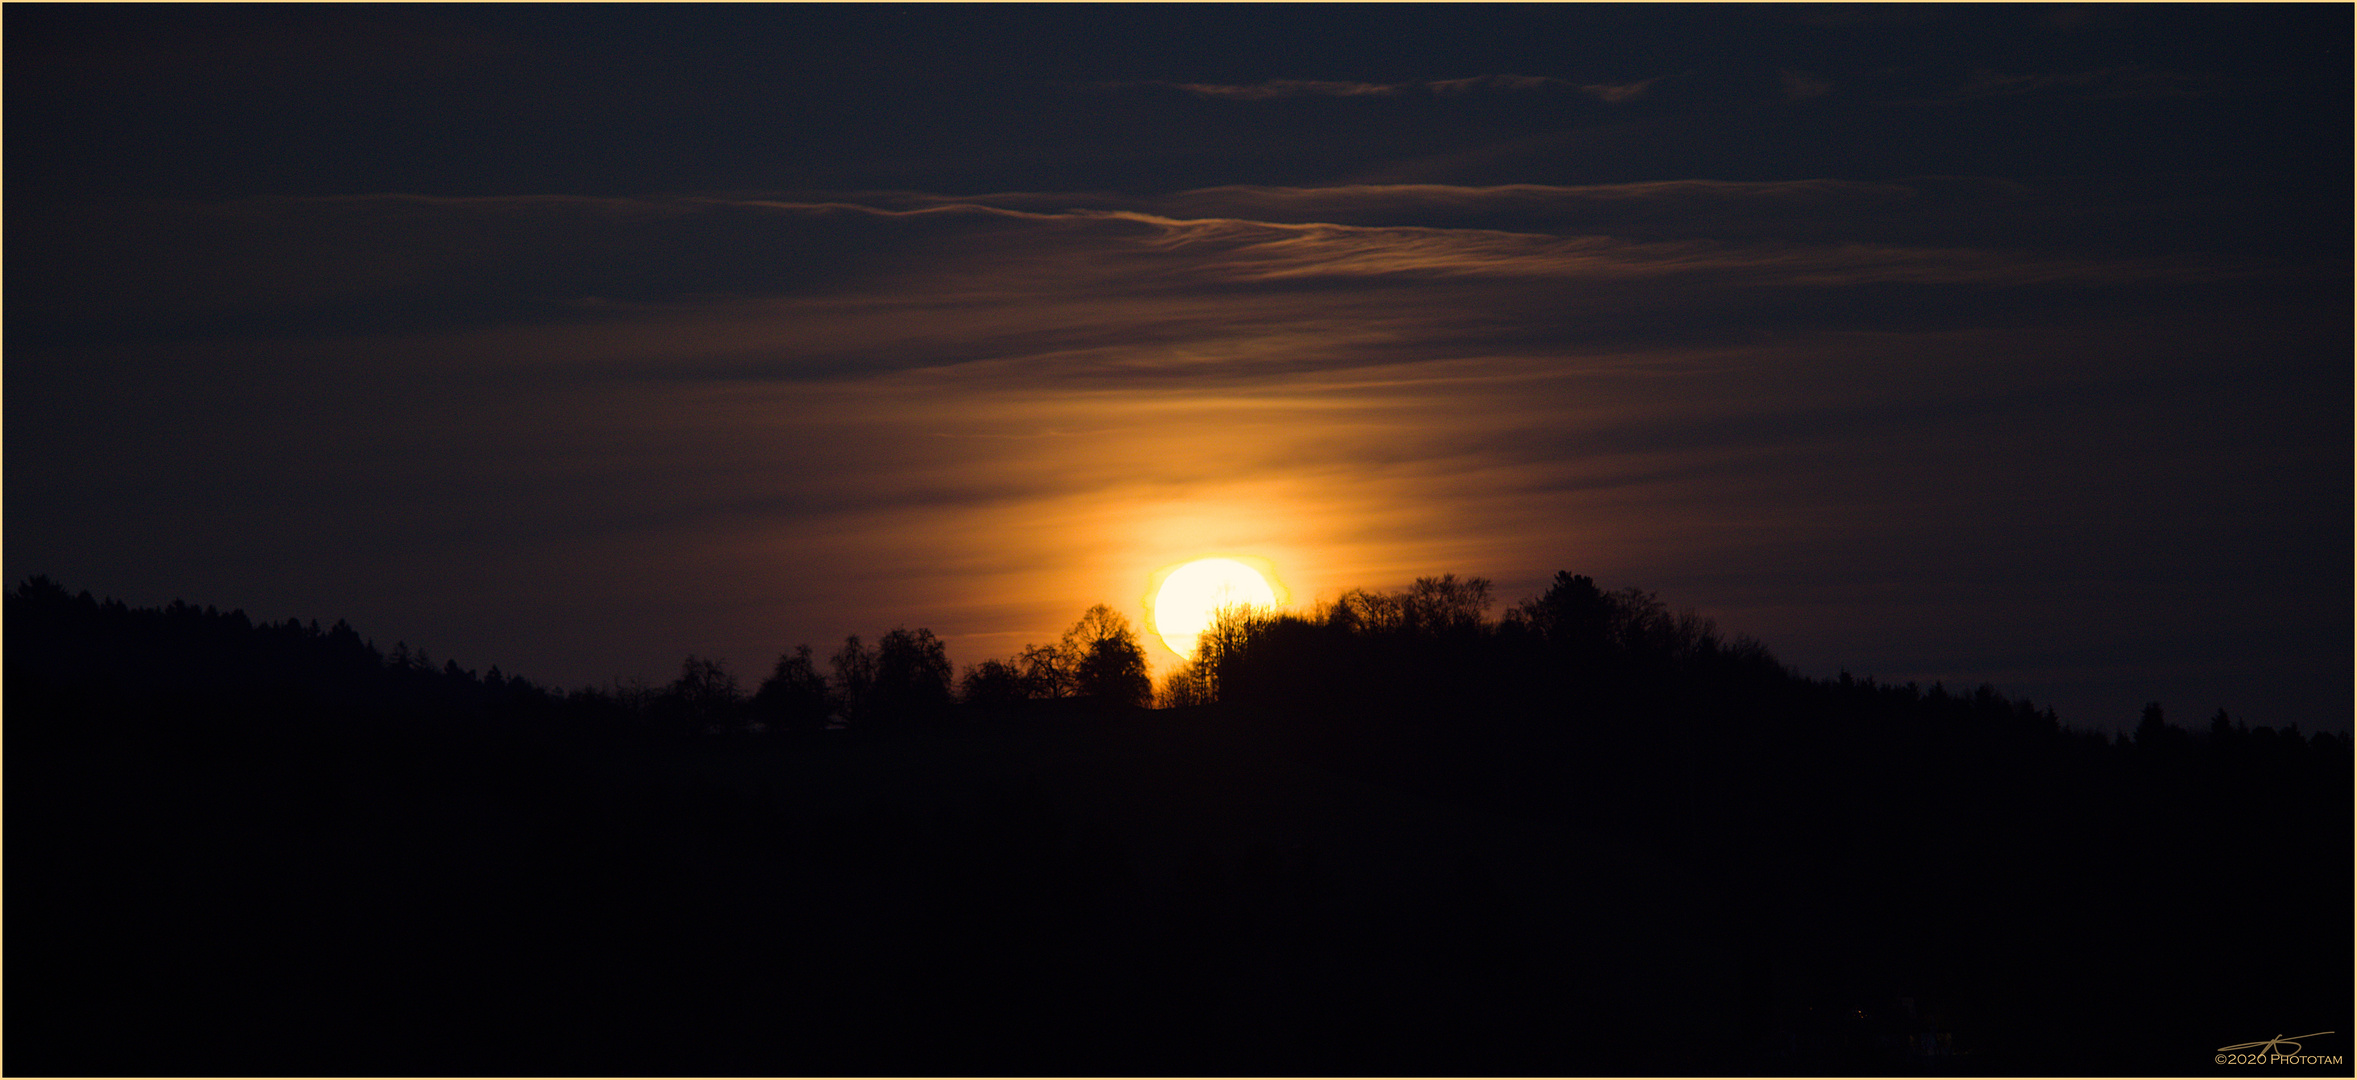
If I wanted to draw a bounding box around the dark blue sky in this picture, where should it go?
[10,4,2349,733]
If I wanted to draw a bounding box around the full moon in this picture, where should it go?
[1151,557,1280,660]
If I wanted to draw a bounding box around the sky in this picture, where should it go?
[9,4,2350,734]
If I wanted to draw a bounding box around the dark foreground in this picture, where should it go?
[10,585,2350,1076]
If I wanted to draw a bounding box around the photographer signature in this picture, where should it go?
[2217,1032,2334,1055]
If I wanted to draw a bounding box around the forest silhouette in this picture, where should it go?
[8,572,2348,1076]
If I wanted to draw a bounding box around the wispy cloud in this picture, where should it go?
[1164,78,1404,100]
[12,3,2345,744]
[14,182,2326,711]
[13,184,2244,356]
[1111,73,1624,101]
[1574,77,1658,103]
[1106,211,2187,289]
[1426,73,1577,95]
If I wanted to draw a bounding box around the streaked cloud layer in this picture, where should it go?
[1122,74,1647,103]
[10,5,2346,731]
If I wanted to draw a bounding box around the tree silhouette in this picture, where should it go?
[1173,602,1277,705]
[1063,604,1150,707]
[1510,571,1612,654]
[830,635,878,722]
[960,604,1155,709]
[1156,659,1214,708]
[664,654,741,734]
[2207,706,2231,737]
[7,573,2349,1077]
[2134,700,2190,754]
[959,657,1030,708]
[1325,575,1491,638]
[1403,573,1492,633]
[873,626,953,720]
[1018,641,1077,699]
[753,644,833,732]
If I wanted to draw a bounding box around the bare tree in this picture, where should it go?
[1189,602,1274,703]
[1156,659,1214,708]
[1404,574,1492,633]
[1018,641,1077,700]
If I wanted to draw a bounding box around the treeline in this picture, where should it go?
[607,601,1158,733]
[1170,569,2340,760]
[1137,570,2349,1073]
[5,576,1178,1074]
[9,574,554,747]
[1166,570,1781,713]
[9,572,2349,1075]
[6,576,1165,745]
[23,567,2333,764]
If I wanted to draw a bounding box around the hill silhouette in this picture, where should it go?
[7,573,2347,1076]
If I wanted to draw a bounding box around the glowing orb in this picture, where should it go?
[1151,557,1279,659]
